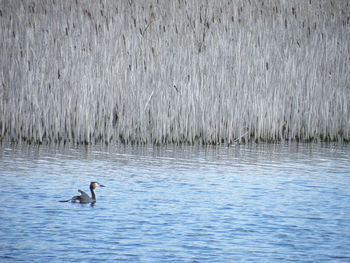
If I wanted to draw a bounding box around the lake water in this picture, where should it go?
[0,142,349,262]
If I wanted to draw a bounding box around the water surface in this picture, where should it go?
[0,142,349,262]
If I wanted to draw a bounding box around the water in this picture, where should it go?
[0,142,350,262]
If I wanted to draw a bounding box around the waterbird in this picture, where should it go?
[59,182,105,204]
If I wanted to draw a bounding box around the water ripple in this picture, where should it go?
[0,143,350,262]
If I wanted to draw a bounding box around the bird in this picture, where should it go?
[59,182,105,204]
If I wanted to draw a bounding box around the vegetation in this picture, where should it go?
[1,0,349,144]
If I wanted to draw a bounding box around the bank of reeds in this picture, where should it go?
[1,0,349,144]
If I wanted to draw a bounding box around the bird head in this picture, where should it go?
[90,182,105,189]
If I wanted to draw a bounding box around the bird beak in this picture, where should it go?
[99,184,105,187]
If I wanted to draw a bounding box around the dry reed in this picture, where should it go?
[0,0,349,144]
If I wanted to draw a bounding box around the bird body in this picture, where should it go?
[60,182,105,204]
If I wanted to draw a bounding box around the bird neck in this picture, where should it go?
[90,186,96,200]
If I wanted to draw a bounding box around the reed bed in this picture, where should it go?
[0,0,349,144]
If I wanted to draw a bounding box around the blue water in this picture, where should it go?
[0,143,349,262]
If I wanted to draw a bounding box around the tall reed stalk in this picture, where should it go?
[1,0,349,144]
